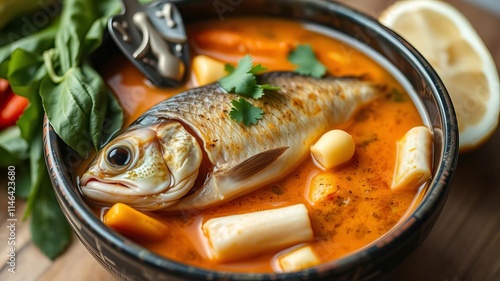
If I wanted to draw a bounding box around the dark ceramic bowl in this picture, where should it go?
[44,0,459,280]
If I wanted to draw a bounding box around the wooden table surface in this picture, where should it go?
[1,0,499,280]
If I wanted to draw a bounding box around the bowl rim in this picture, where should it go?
[44,0,459,279]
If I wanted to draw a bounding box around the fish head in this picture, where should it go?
[80,121,203,210]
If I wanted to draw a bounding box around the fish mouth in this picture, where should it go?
[80,173,138,194]
[80,173,178,210]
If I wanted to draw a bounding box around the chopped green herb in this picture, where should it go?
[389,88,406,102]
[219,55,279,125]
[220,54,273,99]
[224,64,235,74]
[249,64,267,75]
[230,98,264,126]
[288,44,326,78]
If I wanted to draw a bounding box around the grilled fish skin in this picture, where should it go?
[80,72,378,211]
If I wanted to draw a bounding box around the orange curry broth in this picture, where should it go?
[91,18,425,273]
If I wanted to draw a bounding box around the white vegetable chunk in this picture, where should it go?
[310,129,355,170]
[202,204,314,261]
[278,246,320,272]
[193,55,226,86]
[391,126,432,191]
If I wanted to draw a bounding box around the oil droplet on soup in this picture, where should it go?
[89,17,427,273]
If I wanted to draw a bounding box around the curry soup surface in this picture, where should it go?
[88,18,426,273]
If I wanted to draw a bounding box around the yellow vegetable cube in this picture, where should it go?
[309,172,339,203]
[193,55,226,86]
[327,51,351,65]
[278,246,320,272]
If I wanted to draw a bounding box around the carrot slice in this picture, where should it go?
[103,203,169,241]
[194,30,294,55]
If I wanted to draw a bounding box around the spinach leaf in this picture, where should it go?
[88,65,123,146]
[23,127,45,219]
[16,168,32,199]
[55,0,120,71]
[0,127,28,166]
[55,0,98,71]
[31,166,72,260]
[7,49,46,142]
[81,7,121,57]
[29,122,72,259]
[82,63,123,148]
[0,18,59,77]
[40,67,101,158]
[41,0,124,157]
[0,0,58,35]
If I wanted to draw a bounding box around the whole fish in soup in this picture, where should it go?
[80,72,377,211]
[76,17,433,273]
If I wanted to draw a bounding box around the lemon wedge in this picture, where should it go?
[379,0,499,151]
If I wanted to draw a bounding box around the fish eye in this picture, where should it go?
[107,146,132,168]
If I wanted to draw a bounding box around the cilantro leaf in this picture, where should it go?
[248,85,265,99]
[220,55,277,98]
[220,55,255,93]
[260,84,280,90]
[224,63,235,74]
[230,98,264,126]
[288,44,326,78]
[219,55,280,126]
[248,84,280,99]
[250,64,267,74]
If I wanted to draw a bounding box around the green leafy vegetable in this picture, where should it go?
[0,127,28,166]
[288,44,326,78]
[219,55,279,125]
[230,98,264,126]
[23,127,46,219]
[31,168,72,260]
[0,18,60,77]
[42,0,123,157]
[7,49,47,142]
[15,169,32,199]
[0,0,54,30]
[40,65,113,157]
[0,0,145,259]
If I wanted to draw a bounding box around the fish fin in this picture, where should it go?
[221,147,289,182]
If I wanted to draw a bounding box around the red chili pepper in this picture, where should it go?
[0,79,11,109]
[0,79,9,93]
[0,79,30,130]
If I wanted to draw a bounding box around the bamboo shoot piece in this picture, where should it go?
[391,126,432,191]
[278,246,320,272]
[203,204,314,261]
